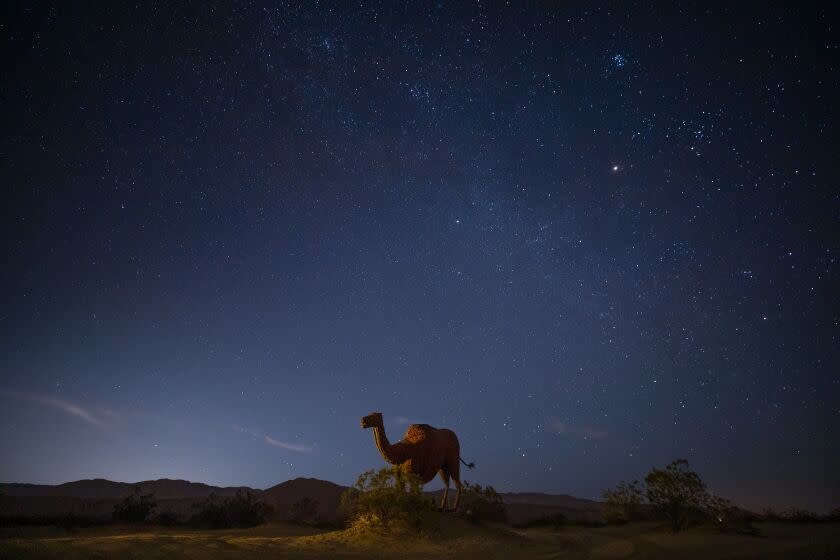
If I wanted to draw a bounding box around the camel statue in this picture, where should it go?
[360,411,474,511]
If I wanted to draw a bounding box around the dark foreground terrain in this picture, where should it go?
[2,519,839,559]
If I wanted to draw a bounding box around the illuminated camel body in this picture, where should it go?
[360,412,474,511]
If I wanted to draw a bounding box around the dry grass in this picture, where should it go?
[1,520,838,559]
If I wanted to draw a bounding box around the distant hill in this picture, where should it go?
[498,491,603,523]
[0,477,603,524]
[261,477,347,521]
[0,478,257,500]
[0,479,261,522]
[500,492,601,509]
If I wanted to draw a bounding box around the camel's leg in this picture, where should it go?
[452,474,464,512]
[438,469,450,511]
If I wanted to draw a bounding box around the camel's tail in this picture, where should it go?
[459,457,475,469]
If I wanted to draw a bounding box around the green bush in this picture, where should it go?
[190,490,272,529]
[458,481,506,523]
[112,487,156,523]
[602,480,643,523]
[339,467,431,528]
[645,459,707,532]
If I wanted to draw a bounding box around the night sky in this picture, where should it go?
[2,3,838,513]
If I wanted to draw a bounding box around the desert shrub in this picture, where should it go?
[60,512,97,530]
[458,481,506,523]
[761,507,780,521]
[602,479,644,523]
[645,459,707,532]
[781,507,818,523]
[761,507,826,523]
[706,495,735,531]
[289,497,320,525]
[190,490,272,529]
[112,487,156,523]
[0,514,105,528]
[190,495,227,528]
[706,495,758,535]
[339,467,430,528]
[153,510,181,526]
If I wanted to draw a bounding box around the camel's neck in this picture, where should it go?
[372,424,402,464]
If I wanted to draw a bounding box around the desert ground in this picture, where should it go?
[2,518,839,559]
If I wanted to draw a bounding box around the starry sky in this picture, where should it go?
[2,2,838,513]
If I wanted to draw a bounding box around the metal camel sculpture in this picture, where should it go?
[360,411,474,511]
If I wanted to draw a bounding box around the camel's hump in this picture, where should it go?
[403,423,437,441]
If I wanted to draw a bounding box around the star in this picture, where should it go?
[3,2,834,517]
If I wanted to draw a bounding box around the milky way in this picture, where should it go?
[2,3,837,513]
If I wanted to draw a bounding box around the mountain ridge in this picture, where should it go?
[1,477,599,505]
[0,478,258,500]
[0,476,603,524]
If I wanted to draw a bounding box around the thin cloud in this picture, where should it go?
[394,416,412,425]
[552,420,607,439]
[39,396,103,426]
[1,391,103,426]
[264,435,311,452]
[233,424,312,453]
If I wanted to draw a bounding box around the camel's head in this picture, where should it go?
[360,412,383,429]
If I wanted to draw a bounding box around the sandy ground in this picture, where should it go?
[1,520,839,559]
